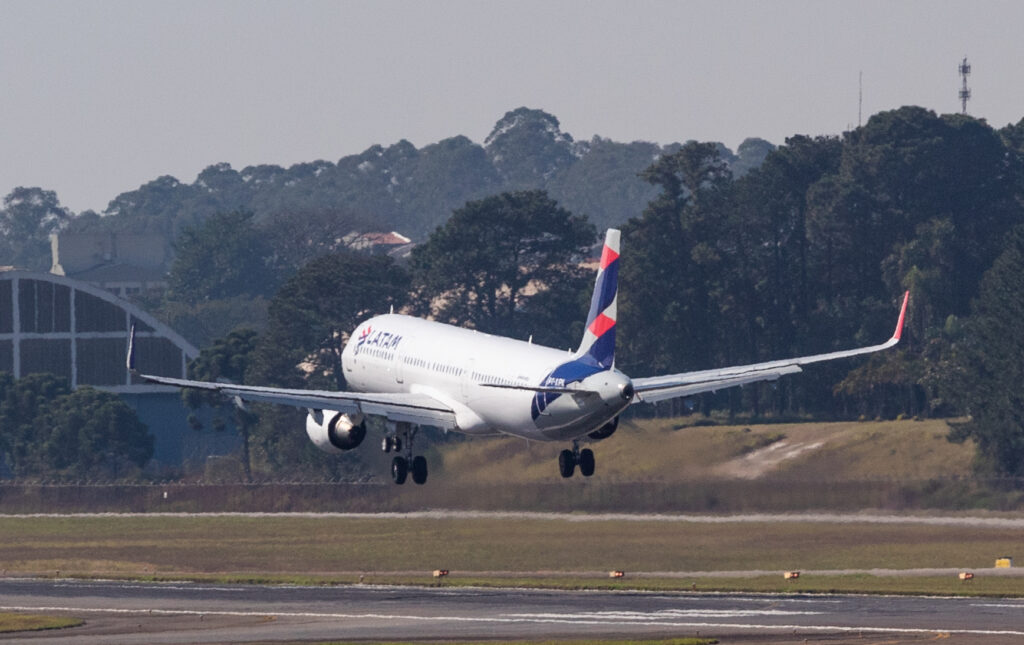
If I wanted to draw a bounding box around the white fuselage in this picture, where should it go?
[341,314,632,441]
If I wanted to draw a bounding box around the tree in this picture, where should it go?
[183,329,261,481]
[942,226,1024,476]
[0,372,71,477]
[0,187,71,271]
[45,388,153,480]
[167,210,279,304]
[253,251,410,390]
[619,142,733,384]
[0,374,152,480]
[410,190,595,345]
[484,108,577,189]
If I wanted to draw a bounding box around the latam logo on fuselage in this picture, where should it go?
[355,326,403,355]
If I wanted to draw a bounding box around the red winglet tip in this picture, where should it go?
[893,291,909,341]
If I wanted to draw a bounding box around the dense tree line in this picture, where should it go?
[8,104,1024,478]
[0,107,772,275]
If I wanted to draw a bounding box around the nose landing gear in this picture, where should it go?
[558,441,595,478]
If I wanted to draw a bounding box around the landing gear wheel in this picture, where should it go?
[578,448,595,477]
[392,437,403,452]
[391,456,408,485]
[558,449,576,478]
[411,455,428,485]
[382,437,392,453]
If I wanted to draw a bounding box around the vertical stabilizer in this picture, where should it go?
[576,229,620,369]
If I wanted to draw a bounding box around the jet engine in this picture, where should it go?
[305,410,367,454]
[587,415,619,441]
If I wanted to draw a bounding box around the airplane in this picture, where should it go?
[128,228,909,485]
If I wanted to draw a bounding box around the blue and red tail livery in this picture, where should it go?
[577,228,620,370]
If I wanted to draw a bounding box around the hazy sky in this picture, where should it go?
[3,0,1024,213]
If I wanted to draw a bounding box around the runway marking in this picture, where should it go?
[504,609,824,619]
[2,604,1024,638]
[4,511,1024,529]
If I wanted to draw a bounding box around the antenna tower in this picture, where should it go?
[959,57,971,115]
[858,71,863,127]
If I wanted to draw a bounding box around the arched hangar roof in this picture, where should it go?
[0,269,197,394]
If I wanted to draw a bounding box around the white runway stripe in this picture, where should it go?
[2,604,1023,637]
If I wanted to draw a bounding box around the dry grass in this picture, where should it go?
[437,418,974,484]
[0,515,1020,578]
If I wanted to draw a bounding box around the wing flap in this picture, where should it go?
[133,373,458,429]
[634,365,802,403]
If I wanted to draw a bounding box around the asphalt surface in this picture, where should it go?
[1,578,1023,644]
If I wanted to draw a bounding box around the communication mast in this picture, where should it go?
[959,57,971,115]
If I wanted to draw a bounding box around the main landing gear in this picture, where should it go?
[558,440,595,479]
[383,422,428,485]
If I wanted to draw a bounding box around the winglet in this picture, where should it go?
[892,291,909,341]
[126,323,138,374]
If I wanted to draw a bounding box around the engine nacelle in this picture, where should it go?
[588,415,619,441]
[305,410,367,454]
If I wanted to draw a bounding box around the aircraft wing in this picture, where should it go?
[631,291,909,404]
[128,372,458,429]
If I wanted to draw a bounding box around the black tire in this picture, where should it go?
[391,456,408,485]
[393,437,403,452]
[578,448,595,477]
[411,455,428,485]
[558,449,576,478]
[382,437,392,453]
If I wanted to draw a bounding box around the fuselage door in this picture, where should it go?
[462,357,474,402]
[394,339,406,385]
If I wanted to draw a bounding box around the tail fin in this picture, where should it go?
[576,229,620,370]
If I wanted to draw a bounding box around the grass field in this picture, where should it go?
[0,612,82,633]
[436,417,977,484]
[1,514,1021,596]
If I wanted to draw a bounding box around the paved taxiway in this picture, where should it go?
[0,578,1023,644]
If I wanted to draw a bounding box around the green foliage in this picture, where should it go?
[54,108,752,250]
[184,329,261,481]
[155,295,269,350]
[254,251,410,390]
[0,187,71,270]
[943,226,1024,476]
[0,374,152,480]
[167,210,278,304]
[411,190,595,346]
[619,141,734,384]
[484,108,578,188]
[46,388,153,479]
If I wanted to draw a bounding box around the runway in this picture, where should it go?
[1,578,1023,644]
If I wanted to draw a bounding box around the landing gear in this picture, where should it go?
[578,448,595,477]
[387,422,427,486]
[411,455,428,485]
[558,441,596,479]
[558,449,575,478]
[391,456,408,485]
